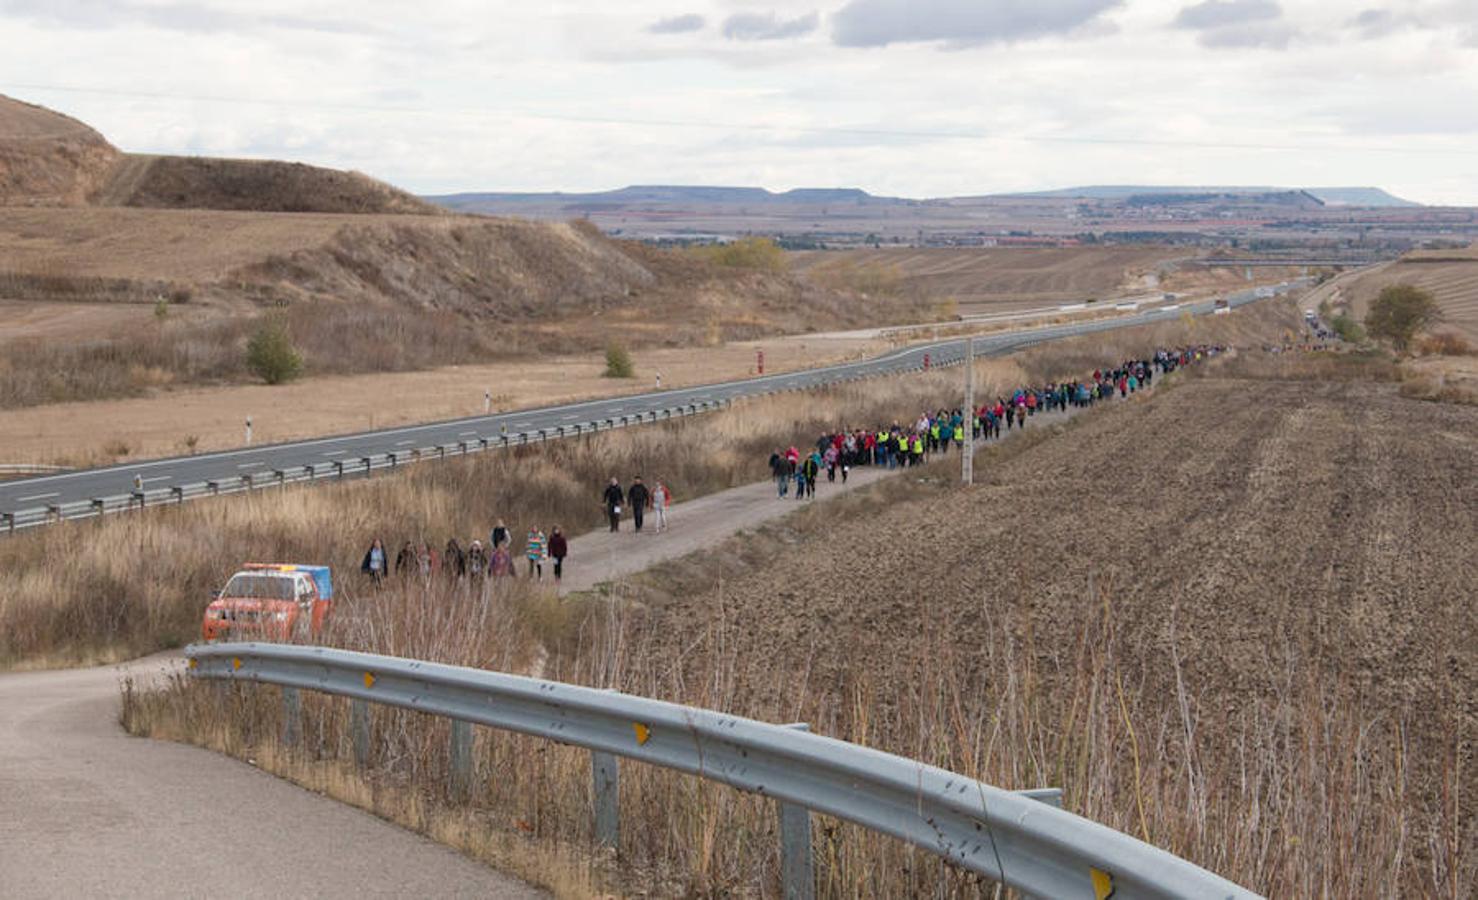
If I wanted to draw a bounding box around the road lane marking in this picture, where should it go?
[459,431,478,436]
[140,476,172,484]
[237,462,263,469]
[323,450,345,456]
[17,492,58,502]
[396,440,414,446]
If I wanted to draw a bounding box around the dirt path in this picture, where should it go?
[0,655,543,898]
[556,394,1104,594]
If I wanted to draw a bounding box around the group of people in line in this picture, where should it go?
[767,345,1221,497]
[600,475,673,533]
[359,344,1221,581]
[358,474,675,587]
[360,519,570,584]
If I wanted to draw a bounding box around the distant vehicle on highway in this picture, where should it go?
[201,563,333,642]
[1213,297,1230,315]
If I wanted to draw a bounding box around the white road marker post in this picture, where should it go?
[484,390,491,414]
[962,337,974,486]
[245,415,253,446]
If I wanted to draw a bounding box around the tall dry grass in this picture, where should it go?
[0,369,1005,667]
[122,428,1470,897]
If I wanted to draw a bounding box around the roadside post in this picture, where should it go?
[757,349,765,375]
[484,390,491,414]
[245,416,253,446]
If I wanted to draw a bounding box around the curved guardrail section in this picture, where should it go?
[188,643,1259,900]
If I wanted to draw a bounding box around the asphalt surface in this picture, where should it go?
[0,655,544,899]
[0,281,1305,530]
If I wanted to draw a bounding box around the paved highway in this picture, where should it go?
[0,281,1307,531]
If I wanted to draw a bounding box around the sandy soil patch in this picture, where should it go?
[0,333,889,464]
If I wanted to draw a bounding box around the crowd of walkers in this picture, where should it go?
[358,474,674,587]
[360,519,571,584]
[768,345,1221,496]
[358,344,1219,582]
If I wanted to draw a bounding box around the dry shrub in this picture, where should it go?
[1417,332,1476,357]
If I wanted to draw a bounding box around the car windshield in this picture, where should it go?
[222,574,296,601]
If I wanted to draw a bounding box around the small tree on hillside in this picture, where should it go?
[1365,284,1441,353]
[246,318,304,384]
[603,342,634,379]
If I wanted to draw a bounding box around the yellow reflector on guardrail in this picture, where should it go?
[364,672,376,688]
[1091,867,1115,899]
[232,657,242,671]
[633,722,650,745]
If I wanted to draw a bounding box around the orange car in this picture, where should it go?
[201,564,333,642]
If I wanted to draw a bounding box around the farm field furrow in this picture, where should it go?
[620,371,1477,896]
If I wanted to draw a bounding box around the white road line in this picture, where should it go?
[323,450,346,457]
[560,414,579,421]
[17,492,58,502]
[514,422,532,428]
[237,462,263,469]
[395,440,414,446]
[459,431,478,436]
[140,476,172,484]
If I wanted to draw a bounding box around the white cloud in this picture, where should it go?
[0,1,1474,204]
[831,0,1123,48]
[647,13,705,35]
[1173,0,1297,48]
[721,11,818,41]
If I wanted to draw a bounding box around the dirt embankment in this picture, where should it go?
[1339,243,1478,343]
[617,365,1476,896]
[0,95,119,206]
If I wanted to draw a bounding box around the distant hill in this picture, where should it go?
[428,184,902,214]
[1010,184,1418,207]
[0,93,436,214]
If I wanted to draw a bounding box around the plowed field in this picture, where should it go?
[623,369,1477,896]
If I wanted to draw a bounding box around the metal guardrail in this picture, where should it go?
[0,398,734,534]
[188,643,1259,900]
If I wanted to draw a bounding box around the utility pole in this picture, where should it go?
[962,337,974,486]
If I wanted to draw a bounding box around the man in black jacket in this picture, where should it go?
[627,476,650,533]
[602,478,624,532]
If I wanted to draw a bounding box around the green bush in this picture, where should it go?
[246,318,304,384]
[689,237,788,273]
[603,342,634,379]
[1365,284,1441,353]
[1330,313,1366,343]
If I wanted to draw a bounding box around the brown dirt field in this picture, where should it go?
[616,369,1477,896]
[0,332,893,464]
[792,245,1191,312]
[0,207,410,281]
[1340,243,1478,342]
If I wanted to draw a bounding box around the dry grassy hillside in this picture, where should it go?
[793,245,1188,313]
[97,154,439,215]
[1341,243,1478,341]
[0,94,432,215]
[0,96,119,206]
[0,208,932,407]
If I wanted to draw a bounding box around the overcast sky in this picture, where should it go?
[2,0,1476,203]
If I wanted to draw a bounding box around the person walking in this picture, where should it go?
[394,541,415,577]
[466,540,488,578]
[548,526,568,581]
[602,477,624,532]
[524,526,547,579]
[628,476,651,533]
[416,542,438,579]
[490,543,515,578]
[652,480,672,532]
[490,519,510,550]
[443,538,466,578]
[769,448,789,498]
[360,538,388,584]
